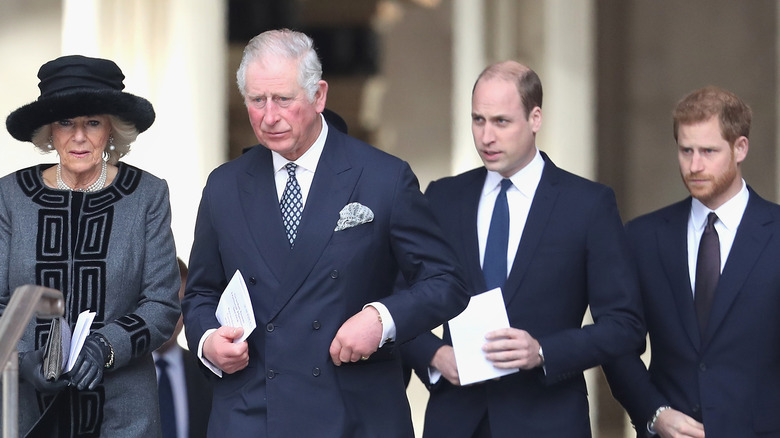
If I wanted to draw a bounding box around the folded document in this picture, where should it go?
[42,310,95,380]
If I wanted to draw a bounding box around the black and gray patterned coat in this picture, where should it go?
[0,162,181,437]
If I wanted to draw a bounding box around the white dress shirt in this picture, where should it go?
[687,181,749,295]
[271,114,329,207]
[477,149,545,282]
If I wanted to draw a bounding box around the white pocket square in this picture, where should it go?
[335,202,374,231]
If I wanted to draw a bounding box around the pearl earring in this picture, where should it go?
[108,136,116,151]
[47,136,53,150]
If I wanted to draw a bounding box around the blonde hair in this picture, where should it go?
[30,115,139,165]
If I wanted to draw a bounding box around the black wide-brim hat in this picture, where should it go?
[6,54,155,142]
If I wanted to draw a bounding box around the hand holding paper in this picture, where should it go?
[215,270,256,343]
[204,326,249,374]
[448,288,519,385]
[483,327,543,370]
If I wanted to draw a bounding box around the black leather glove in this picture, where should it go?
[18,349,69,393]
[69,333,112,391]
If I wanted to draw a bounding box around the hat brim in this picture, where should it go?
[6,89,155,142]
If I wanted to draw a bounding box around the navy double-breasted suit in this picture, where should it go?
[182,125,469,437]
[604,188,780,437]
[402,153,644,437]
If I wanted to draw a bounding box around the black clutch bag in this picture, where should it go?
[42,317,70,381]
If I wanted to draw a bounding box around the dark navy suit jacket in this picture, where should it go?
[604,188,780,438]
[181,348,212,438]
[402,153,643,438]
[182,125,469,437]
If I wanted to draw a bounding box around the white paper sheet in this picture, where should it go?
[215,269,256,343]
[449,288,519,385]
[66,310,96,372]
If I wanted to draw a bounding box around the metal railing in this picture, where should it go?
[0,285,63,438]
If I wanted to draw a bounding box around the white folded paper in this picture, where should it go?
[215,269,256,343]
[449,288,519,385]
[66,310,96,372]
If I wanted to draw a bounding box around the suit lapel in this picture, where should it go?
[459,170,488,293]
[238,147,290,283]
[502,154,559,307]
[268,131,360,319]
[657,199,702,348]
[703,190,773,346]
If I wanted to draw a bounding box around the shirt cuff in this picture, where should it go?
[198,328,223,377]
[364,302,396,348]
[428,367,442,385]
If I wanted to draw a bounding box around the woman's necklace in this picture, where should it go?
[56,160,108,192]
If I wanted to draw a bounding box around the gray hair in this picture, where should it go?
[31,115,139,165]
[236,29,323,102]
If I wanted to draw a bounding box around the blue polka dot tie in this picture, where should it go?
[280,163,303,247]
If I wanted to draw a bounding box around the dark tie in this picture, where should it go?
[280,162,303,247]
[694,212,720,336]
[156,358,177,438]
[483,179,512,290]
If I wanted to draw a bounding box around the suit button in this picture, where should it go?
[249,277,257,285]
[699,363,707,372]
[312,367,321,377]
[692,404,700,413]
[267,370,276,379]
[266,323,275,332]
[330,270,339,279]
[312,320,321,330]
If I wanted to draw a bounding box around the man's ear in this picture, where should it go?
[314,80,328,113]
[529,106,542,134]
[733,136,749,164]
